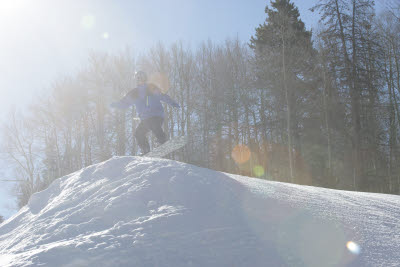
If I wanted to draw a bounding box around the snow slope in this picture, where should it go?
[0,156,399,267]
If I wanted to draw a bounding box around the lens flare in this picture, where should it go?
[81,14,95,30]
[102,32,109,39]
[232,144,251,164]
[149,72,170,93]
[346,241,361,254]
[253,165,264,177]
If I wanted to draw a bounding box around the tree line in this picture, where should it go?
[1,0,400,208]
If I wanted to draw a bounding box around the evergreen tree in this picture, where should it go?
[250,0,317,184]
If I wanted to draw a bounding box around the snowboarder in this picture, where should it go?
[110,70,180,155]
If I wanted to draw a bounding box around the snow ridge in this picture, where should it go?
[0,156,399,267]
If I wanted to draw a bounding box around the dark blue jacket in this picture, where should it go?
[110,84,179,120]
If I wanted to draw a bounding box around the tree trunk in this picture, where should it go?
[281,25,294,183]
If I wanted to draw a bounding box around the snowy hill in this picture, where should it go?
[0,156,399,267]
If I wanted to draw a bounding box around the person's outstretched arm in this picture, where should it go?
[147,84,180,108]
[110,89,138,109]
[159,93,180,108]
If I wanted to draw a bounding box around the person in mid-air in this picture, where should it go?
[110,70,180,155]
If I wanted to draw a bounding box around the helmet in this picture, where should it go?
[135,70,147,83]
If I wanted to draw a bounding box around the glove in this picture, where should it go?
[172,102,180,108]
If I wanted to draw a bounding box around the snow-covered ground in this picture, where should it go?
[0,156,399,266]
[0,185,15,219]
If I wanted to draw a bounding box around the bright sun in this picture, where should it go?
[0,0,26,11]
[0,0,34,20]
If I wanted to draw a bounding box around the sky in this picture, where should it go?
[0,0,321,116]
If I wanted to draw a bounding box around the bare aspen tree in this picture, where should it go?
[1,110,41,207]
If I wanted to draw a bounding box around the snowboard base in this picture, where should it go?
[144,136,187,158]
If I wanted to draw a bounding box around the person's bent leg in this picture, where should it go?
[135,120,150,154]
[149,117,167,145]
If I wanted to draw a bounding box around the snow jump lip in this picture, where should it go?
[0,156,398,267]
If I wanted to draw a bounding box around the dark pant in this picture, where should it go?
[135,117,167,154]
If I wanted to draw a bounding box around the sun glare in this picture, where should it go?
[102,32,109,39]
[0,0,27,17]
[253,165,265,177]
[81,14,96,30]
[232,144,251,164]
[1,0,25,10]
[346,241,361,255]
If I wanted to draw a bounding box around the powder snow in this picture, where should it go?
[0,156,399,266]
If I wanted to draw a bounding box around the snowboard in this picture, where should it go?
[143,135,187,158]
